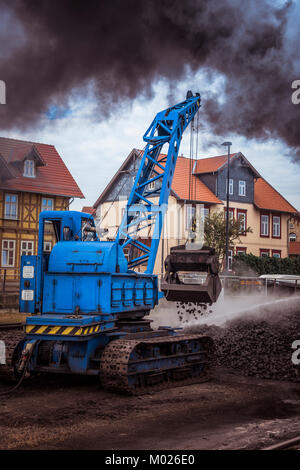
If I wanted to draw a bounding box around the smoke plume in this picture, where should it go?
[0,1,299,158]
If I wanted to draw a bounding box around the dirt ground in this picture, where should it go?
[0,309,27,324]
[0,367,299,450]
[0,299,299,450]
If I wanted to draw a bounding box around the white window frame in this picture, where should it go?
[21,241,34,256]
[237,211,246,232]
[186,205,195,230]
[289,233,296,242]
[272,251,281,258]
[41,198,54,212]
[1,240,16,267]
[201,207,210,220]
[226,178,233,195]
[4,193,18,220]
[238,180,246,196]
[23,159,35,177]
[148,181,155,191]
[236,248,247,255]
[272,216,280,238]
[225,208,234,221]
[261,214,269,236]
[228,249,233,271]
[43,241,52,252]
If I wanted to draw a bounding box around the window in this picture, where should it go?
[63,226,72,241]
[187,205,209,230]
[1,240,15,267]
[201,207,210,220]
[41,198,54,211]
[23,159,35,177]
[236,247,247,255]
[148,181,155,191]
[289,232,296,242]
[21,241,34,256]
[186,205,195,230]
[272,215,281,238]
[226,178,233,195]
[237,209,247,234]
[238,180,246,196]
[228,249,233,271]
[260,249,270,257]
[260,214,269,237]
[4,194,18,219]
[44,241,52,252]
[224,207,234,220]
[272,250,281,258]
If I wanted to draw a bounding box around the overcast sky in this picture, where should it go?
[0,0,299,214]
[1,68,299,213]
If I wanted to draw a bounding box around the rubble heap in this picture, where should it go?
[185,300,300,382]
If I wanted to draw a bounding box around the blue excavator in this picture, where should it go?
[9,91,221,394]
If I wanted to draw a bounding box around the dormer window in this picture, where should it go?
[24,159,35,177]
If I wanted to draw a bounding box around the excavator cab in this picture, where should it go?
[161,244,222,304]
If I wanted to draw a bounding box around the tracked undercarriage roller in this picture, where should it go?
[100,333,215,395]
[160,245,222,304]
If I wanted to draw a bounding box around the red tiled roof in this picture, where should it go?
[289,241,300,255]
[135,151,222,204]
[94,149,297,213]
[194,153,296,213]
[171,156,222,203]
[254,178,297,214]
[194,154,235,173]
[0,137,84,198]
[82,206,95,215]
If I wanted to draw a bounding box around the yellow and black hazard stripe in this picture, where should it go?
[25,324,102,336]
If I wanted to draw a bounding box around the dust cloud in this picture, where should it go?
[150,292,300,328]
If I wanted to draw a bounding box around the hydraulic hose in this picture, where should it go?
[0,341,38,397]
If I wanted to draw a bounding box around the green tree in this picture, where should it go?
[204,211,252,266]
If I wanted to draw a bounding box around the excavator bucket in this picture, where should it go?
[160,245,222,304]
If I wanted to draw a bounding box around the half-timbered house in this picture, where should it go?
[0,137,84,288]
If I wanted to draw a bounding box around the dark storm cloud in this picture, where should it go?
[0,0,299,158]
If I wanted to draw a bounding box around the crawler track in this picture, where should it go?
[100,333,215,395]
[0,323,25,380]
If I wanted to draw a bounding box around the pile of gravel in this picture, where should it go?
[185,299,300,382]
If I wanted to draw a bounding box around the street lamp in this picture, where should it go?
[222,141,232,274]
